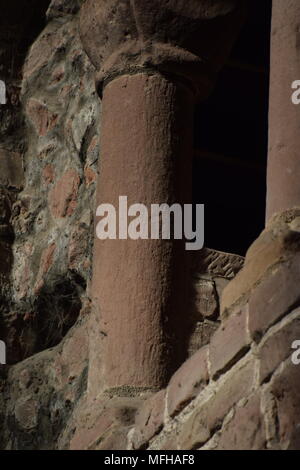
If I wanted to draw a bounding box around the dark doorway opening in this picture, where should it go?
[193,0,272,256]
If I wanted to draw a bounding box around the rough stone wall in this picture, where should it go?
[1,0,100,363]
[0,0,94,448]
[0,315,88,450]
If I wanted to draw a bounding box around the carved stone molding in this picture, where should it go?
[80,0,246,97]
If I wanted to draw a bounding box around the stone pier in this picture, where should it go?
[80,0,246,397]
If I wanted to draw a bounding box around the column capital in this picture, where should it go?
[80,0,246,98]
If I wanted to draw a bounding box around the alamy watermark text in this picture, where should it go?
[95,196,204,251]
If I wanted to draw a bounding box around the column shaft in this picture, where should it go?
[89,72,194,396]
[266,0,300,221]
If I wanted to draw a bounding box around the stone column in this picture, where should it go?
[266,0,300,221]
[80,0,246,397]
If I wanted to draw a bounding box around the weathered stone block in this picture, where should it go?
[249,257,300,340]
[216,394,266,450]
[259,310,300,383]
[210,306,250,378]
[177,407,210,450]
[70,407,116,450]
[206,359,256,431]
[132,389,166,449]
[167,346,209,418]
[70,397,140,450]
[265,362,300,449]
[221,225,291,315]
[176,358,255,450]
[95,426,130,450]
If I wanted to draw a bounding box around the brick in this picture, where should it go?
[70,397,140,450]
[259,310,300,383]
[221,226,288,315]
[249,256,300,340]
[216,394,266,450]
[177,359,255,450]
[210,306,250,378]
[133,389,166,449]
[177,406,210,450]
[167,346,209,417]
[207,358,256,431]
[95,426,130,450]
[70,407,115,450]
[265,362,300,449]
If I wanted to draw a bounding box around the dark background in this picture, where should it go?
[193,0,272,256]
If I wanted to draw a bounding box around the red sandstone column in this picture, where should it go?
[80,0,246,397]
[266,0,300,221]
[91,73,193,392]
